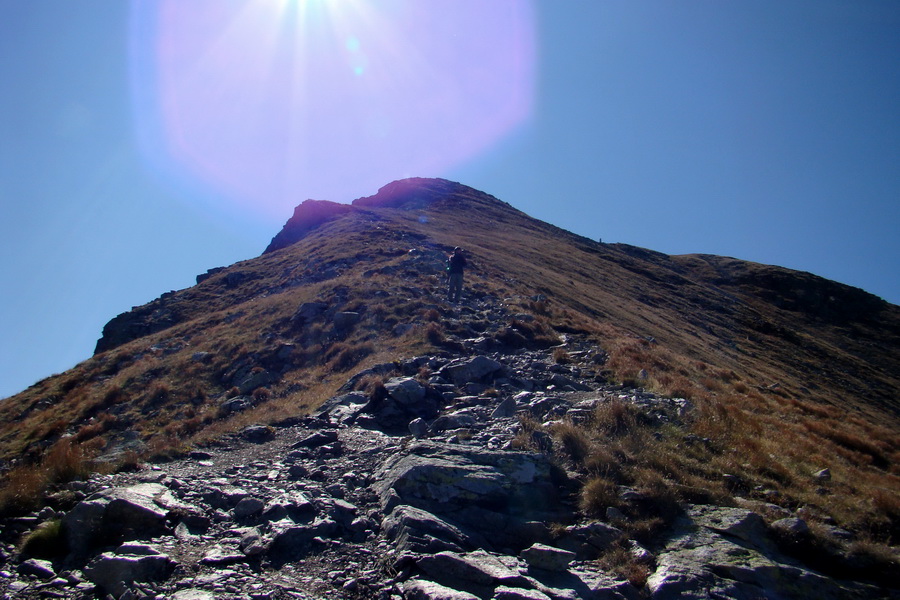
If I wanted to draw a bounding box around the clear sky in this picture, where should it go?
[2,1,898,400]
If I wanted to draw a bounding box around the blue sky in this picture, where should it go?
[2,1,898,400]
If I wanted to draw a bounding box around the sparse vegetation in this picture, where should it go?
[0,180,897,587]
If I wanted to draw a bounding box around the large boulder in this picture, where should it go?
[438,356,503,386]
[374,442,570,552]
[646,504,888,600]
[62,483,184,559]
[83,546,175,597]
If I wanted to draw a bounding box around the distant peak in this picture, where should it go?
[352,177,495,210]
[264,178,509,254]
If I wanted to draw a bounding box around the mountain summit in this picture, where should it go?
[1,178,898,598]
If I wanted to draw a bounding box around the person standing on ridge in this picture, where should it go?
[447,247,467,303]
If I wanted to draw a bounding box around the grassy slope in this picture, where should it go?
[1,179,897,548]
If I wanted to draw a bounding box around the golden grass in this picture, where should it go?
[0,184,896,577]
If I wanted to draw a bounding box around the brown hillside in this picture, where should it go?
[1,177,898,543]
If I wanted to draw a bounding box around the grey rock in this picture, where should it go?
[429,412,477,433]
[238,527,268,556]
[401,578,480,600]
[240,424,275,443]
[813,468,831,481]
[17,558,55,580]
[374,441,568,551]
[234,369,276,394]
[491,397,518,418]
[771,517,810,537]
[385,377,427,406]
[233,496,265,518]
[418,550,529,592]
[381,505,473,554]
[203,484,252,510]
[220,396,252,414]
[172,591,217,600]
[520,543,575,571]
[409,417,430,438]
[439,356,503,386]
[293,429,339,448]
[200,544,245,565]
[62,483,176,558]
[646,504,883,600]
[84,552,175,597]
[493,585,553,600]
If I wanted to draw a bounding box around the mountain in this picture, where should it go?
[0,178,897,598]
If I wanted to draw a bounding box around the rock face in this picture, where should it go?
[264,199,355,254]
[374,442,568,553]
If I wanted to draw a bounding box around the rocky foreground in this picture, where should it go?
[2,295,896,600]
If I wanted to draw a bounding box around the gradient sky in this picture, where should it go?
[2,1,898,400]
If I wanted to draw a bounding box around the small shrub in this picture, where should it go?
[44,438,92,484]
[598,541,651,588]
[325,342,374,372]
[252,387,272,403]
[591,400,641,437]
[0,465,46,516]
[425,322,445,345]
[551,422,592,463]
[19,518,64,558]
[579,476,619,517]
[552,347,571,364]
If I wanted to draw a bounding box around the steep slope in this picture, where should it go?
[1,178,898,569]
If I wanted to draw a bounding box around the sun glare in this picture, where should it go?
[129,0,535,219]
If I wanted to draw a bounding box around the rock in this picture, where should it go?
[268,518,339,558]
[314,393,370,424]
[429,411,477,433]
[84,552,175,597]
[520,543,575,571]
[813,468,831,481]
[401,578,480,600]
[385,377,427,406]
[493,586,553,600]
[17,558,55,580]
[439,356,503,386]
[409,417,429,438]
[374,441,569,551]
[203,484,252,510]
[233,497,265,518]
[172,591,217,600]
[417,550,529,594]
[381,505,473,554]
[646,504,882,600]
[491,397,518,418]
[220,396,252,414]
[771,517,810,537]
[240,425,275,443]
[62,483,175,559]
[334,311,361,330]
[292,430,339,448]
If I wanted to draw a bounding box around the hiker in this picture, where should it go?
[447,247,467,303]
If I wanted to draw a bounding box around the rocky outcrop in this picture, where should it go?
[264,199,356,254]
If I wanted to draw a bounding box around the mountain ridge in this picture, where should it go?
[1,177,898,598]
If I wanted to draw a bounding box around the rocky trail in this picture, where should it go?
[1,293,895,600]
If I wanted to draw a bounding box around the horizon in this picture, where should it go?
[2,1,899,400]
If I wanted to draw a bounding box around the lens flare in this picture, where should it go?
[129,0,535,219]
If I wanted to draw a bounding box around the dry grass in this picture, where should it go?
[0,179,897,580]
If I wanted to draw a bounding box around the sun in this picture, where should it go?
[130,0,535,218]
